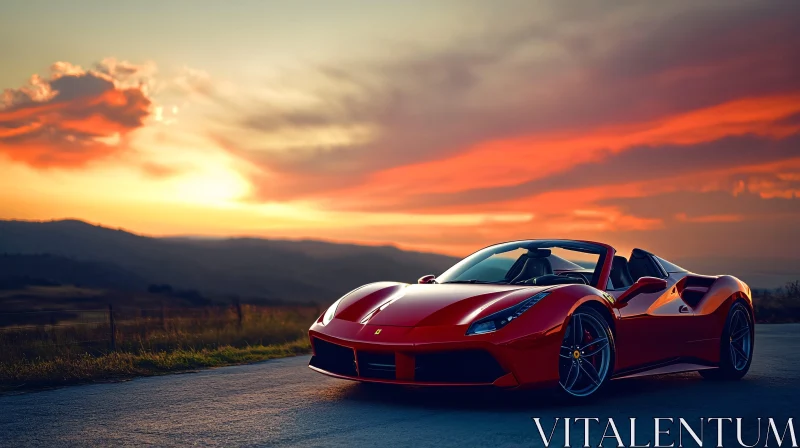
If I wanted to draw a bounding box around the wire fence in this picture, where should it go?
[0,304,320,363]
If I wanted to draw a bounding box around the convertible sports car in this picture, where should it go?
[308,240,754,398]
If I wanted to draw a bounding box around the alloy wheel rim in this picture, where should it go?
[558,313,611,397]
[729,308,752,371]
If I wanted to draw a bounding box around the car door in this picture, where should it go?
[610,249,693,373]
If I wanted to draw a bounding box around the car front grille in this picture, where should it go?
[310,338,357,377]
[415,350,506,383]
[310,339,505,384]
[356,352,396,380]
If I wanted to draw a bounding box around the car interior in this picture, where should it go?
[610,255,634,289]
[450,244,671,289]
[609,249,667,291]
[504,249,588,286]
[498,246,670,290]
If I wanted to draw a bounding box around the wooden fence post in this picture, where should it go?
[234,299,243,329]
[108,304,116,351]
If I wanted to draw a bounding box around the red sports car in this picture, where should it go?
[307,240,754,398]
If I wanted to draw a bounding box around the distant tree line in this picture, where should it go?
[752,280,800,323]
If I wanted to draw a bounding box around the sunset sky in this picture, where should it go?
[1,1,799,270]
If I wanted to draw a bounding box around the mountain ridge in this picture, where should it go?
[0,219,796,298]
[0,219,458,304]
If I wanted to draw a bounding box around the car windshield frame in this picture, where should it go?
[436,239,613,288]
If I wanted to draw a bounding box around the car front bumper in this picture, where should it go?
[308,319,563,388]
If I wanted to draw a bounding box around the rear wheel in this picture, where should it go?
[557,307,615,399]
[700,301,753,380]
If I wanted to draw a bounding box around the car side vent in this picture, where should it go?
[680,275,717,308]
[685,275,716,288]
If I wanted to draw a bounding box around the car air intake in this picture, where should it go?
[415,350,505,384]
[356,352,396,380]
[310,338,357,377]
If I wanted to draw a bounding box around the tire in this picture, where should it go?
[699,301,754,380]
[555,306,615,399]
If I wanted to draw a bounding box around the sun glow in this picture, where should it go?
[169,169,250,206]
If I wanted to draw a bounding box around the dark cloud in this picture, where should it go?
[47,73,115,103]
[219,0,800,203]
[601,191,800,222]
[584,2,800,123]
[597,2,800,84]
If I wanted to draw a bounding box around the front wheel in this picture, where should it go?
[557,307,615,399]
[700,301,754,380]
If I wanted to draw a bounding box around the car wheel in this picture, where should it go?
[557,307,615,399]
[700,301,754,380]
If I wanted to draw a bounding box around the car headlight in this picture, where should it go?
[321,297,344,326]
[466,291,550,335]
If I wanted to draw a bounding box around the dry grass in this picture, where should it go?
[1,305,318,360]
[0,304,318,392]
[0,338,311,392]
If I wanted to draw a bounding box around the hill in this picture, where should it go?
[0,253,146,290]
[0,220,458,304]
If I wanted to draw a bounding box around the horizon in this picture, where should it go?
[1,217,452,255]
[1,1,799,266]
[3,217,798,289]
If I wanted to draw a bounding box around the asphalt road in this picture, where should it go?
[1,324,798,447]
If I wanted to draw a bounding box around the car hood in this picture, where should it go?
[334,282,551,327]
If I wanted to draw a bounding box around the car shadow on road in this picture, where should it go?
[326,372,767,412]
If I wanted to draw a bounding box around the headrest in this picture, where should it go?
[631,248,649,259]
[526,248,551,258]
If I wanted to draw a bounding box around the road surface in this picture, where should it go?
[1,324,798,447]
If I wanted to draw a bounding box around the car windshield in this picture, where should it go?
[436,240,606,287]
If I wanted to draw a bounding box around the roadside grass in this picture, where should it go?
[0,338,311,393]
[0,303,319,393]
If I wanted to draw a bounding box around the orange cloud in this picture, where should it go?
[272,92,800,222]
[675,213,744,223]
[365,93,800,195]
[139,161,183,178]
[0,61,152,168]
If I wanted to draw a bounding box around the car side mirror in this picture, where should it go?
[616,276,668,305]
[418,275,437,284]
